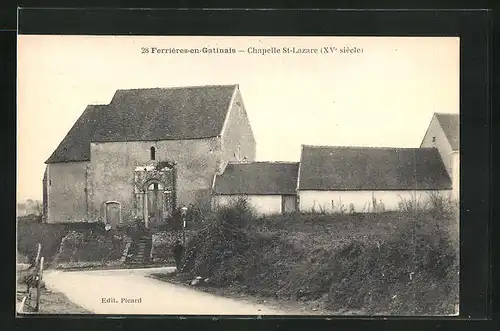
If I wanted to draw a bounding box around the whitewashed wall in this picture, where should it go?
[298,190,453,213]
[421,115,455,177]
[212,195,282,215]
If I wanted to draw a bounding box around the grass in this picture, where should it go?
[171,196,459,315]
[16,269,91,314]
[17,287,92,314]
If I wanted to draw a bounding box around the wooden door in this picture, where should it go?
[164,190,174,218]
[282,195,297,213]
[105,202,121,228]
[147,183,164,226]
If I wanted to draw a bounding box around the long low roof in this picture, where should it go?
[213,162,299,195]
[298,145,452,191]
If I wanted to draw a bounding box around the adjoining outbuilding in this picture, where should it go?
[297,145,453,213]
[212,162,299,215]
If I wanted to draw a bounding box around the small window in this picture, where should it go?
[432,136,436,143]
[150,146,156,160]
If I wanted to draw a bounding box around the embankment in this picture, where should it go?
[176,199,459,315]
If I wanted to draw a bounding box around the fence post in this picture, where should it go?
[35,256,44,312]
[18,296,27,313]
[34,243,42,265]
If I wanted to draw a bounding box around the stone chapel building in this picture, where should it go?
[42,85,256,227]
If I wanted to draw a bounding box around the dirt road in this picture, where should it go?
[43,267,300,315]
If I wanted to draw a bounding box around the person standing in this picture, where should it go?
[172,239,185,271]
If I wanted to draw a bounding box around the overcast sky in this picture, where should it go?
[17,36,459,201]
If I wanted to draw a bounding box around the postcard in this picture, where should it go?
[16,35,459,316]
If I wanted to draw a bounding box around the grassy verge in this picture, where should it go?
[17,287,92,314]
[166,197,459,316]
[16,270,90,314]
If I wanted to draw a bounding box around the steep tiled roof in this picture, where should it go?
[46,85,238,163]
[213,162,299,195]
[45,105,105,163]
[298,145,452,191]
[435,113,459,151]
[92,85,237,142]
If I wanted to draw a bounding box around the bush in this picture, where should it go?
[116,218,148,239]
[398,192,458,220]
[180,198,258,279]
[151,230,198,262]
[213,196,258,229]
[427,191,459,220]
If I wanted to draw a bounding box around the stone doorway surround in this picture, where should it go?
[133,162,176,228]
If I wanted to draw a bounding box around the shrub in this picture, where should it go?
[398,192,458,220]
[116,218,148,239]
[214,196,258,229]
[398,192,430,215]
[427,191,459,220]
[151,230,198,262]
[180,198,258,279]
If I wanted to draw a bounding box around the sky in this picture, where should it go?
[17,36,459,201]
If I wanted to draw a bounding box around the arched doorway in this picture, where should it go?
[134,163,176,228]
[143,180,175,228]
[146,181,163,227]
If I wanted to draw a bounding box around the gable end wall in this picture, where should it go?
[45,162,89,223]
[220,88,256,165]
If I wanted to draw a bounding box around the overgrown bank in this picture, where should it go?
[174,198,459,315]
[16,215,191,268]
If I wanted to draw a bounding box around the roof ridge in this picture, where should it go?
[115,84,239,92]
[302,144,430,150]
[434,112,459,116]
[227,161,299,165]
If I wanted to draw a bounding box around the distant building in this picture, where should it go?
[43,85,256,227]
[420,113,460,200]
[17,199,42,217]
[212,162,299,215]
